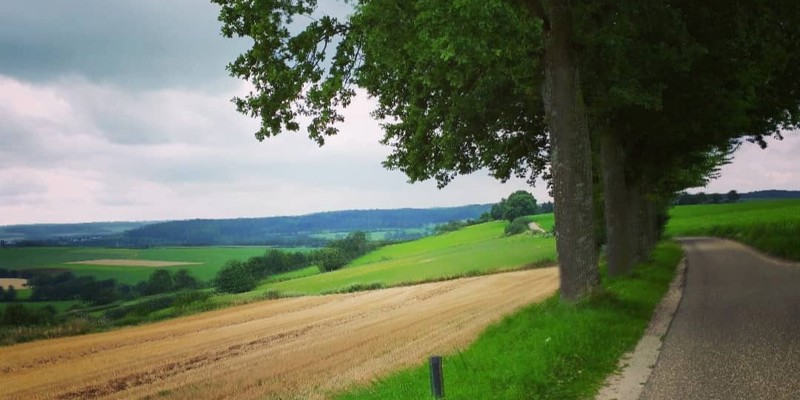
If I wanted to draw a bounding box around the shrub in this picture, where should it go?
[504,217,530,236]
[215,260,257,293]
[173,290,212,308]
[318,247,347,272]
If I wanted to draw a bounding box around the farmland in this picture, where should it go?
[0,246,306,284]
[0,269,558,400]
[262,221,556,295]
[666,199,800,260]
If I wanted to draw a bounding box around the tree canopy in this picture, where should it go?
[214,0,800,300]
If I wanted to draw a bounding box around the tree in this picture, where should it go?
[146,269,174,295]
[215,260,256,293]
[0,286,4,302]
[317,248,347,273]
[593,0,800,275]
[214,0,597,300]
[501,191,538,222]
[173,269,198,290]
[727,190,740,203]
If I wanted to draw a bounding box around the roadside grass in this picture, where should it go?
[335,241,682,400]
[667,200,800,261]
[261,221,556,295]
[0,246,308,284]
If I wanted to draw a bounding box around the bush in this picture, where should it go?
[504,217,530,236]
[318,247,348,272]
[173,290,212,308]
[1,304,57,326]
[215,260,257,293]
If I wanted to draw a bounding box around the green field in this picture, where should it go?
[666,200,800,261]
[0,246,308,284]
[262,221,556,295]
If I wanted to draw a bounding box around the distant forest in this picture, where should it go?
[0,205,491,247]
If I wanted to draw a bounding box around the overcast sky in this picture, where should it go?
[1,1,797,226]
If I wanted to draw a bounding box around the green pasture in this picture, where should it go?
[0,246,306,284]
[666,199,800,260]
[262,221,556,295]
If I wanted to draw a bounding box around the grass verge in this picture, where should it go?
[335,241,682,400]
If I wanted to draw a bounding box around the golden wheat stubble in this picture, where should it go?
[0,268,558,400]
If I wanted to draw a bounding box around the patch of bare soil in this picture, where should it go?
[0,268,558,400]
[0,278,27,289]
[65,259,202,268]
[528,221,546,233]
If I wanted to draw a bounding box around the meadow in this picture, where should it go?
[0,246,309,284]
[666,199,800,261]
[262,221,556,295]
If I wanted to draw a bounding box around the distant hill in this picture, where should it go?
[0,205,491,247]
[0,222,151,242]
[740,190,800,200]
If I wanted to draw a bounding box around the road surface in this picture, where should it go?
[641,237,800,400]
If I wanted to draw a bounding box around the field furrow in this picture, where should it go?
[0,268,558,400]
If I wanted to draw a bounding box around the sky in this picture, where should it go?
[0,1,798,226]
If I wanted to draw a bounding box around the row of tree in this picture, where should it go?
[213,0,799,301]
[215,233,377,293]
[675,191,740,206]
[21,269,199,306]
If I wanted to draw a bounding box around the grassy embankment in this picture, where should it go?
[260,220,556,295]
[666,199,800,261]
[336,241,682,400]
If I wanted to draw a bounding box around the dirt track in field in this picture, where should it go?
[66,259,202,267]
[0,268,558,400]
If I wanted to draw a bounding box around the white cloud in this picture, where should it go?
[0,75,545,225]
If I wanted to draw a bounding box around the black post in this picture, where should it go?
[429,355,444,399]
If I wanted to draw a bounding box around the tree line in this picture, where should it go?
[213,0,799,301]
[214,232,376,293]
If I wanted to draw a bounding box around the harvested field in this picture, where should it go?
[0,278,27,289]
[0,268,558,400]
[65,259,202,267]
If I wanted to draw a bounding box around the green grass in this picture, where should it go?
[666,200,800,261]
[0,246,307,284]
[335,241,682,400]
[261,221,556,295]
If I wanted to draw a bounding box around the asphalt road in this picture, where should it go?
[640,237,800,400]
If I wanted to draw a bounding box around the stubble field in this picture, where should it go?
[0,268,558,400]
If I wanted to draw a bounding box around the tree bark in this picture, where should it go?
[540,0,600,301]
[601,132,634,276]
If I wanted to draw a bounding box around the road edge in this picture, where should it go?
[594,255,688,400]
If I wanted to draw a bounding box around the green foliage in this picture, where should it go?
[173,269,198,290]
[215,260,257,294]
[173,290,212,309]
[317,248,347,273]
[146,269,174,295]
[667,200,800,261]
[504,217,530,236]
[494,191,538,222]
[1,303,57,326]
[337,242,682,400]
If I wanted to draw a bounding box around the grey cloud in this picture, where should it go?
[0,0,249,89]
[0,1,356,91]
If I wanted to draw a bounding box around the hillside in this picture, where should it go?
[1,205,491,247]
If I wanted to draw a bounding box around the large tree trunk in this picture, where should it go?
[601,132,634,276]
[540,0,600,301]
